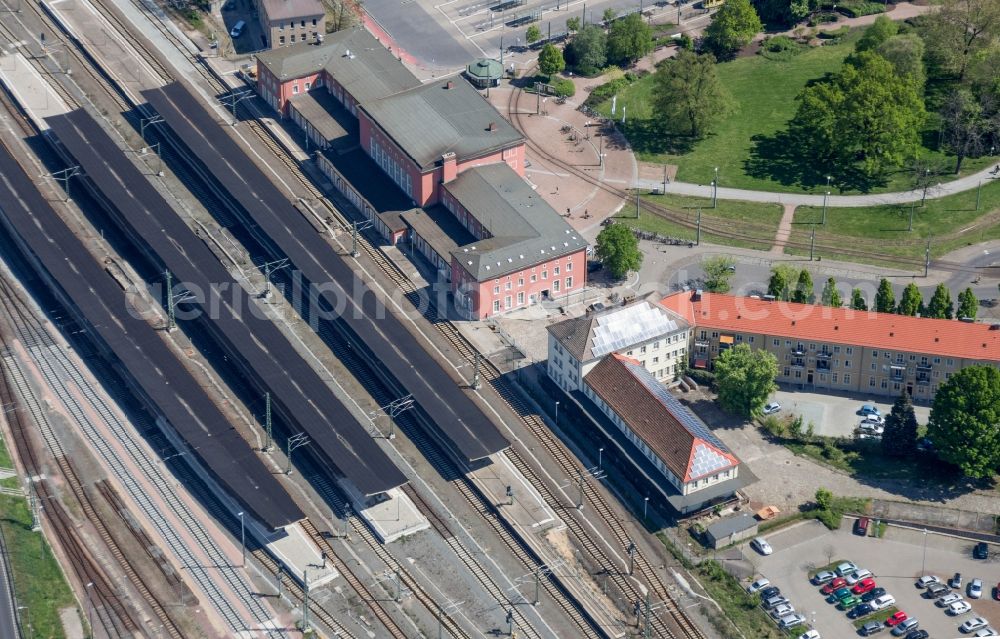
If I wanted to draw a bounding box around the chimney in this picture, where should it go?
[446,80,454,90]
[488,121,497,132]
[440,151,457,184]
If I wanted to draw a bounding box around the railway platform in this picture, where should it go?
[353,487,431,544]
[0,52,71,130]
[263,523,339,587]
[471,453,556,531]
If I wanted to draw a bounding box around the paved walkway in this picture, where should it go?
[770,204,796,254]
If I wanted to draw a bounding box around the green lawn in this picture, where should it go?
[595,28,996,194]
[0,434,12,469]
[0,494,76,639]
[620,192,783,250]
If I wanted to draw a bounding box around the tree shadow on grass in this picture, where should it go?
[615,118,698,156]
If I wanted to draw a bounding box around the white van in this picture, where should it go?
[230,20,245,38]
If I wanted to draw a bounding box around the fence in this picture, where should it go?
[870,499,999,536]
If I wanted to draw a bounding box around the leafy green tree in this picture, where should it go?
[820,277,843,307]
[714,343,779,418]
[876,34,926,89]
[603,7,617,23]
[927,365,1000,478]
[920,0,1000,81]
[925,283,954,319]
[958,287,978,319]
[607,12,654,66]
[940,89,996,173]
[538,43,566,76]
[850,288,868,311]
[652,50,731,138]
[767,264,798,301]
[898,282,923,316]
[704,0,763,58]
[564,24,607,75]
[526,24,542,44]
[815,487,834,511]
[875,278,896,313]
[595,223,642,279]
[752,0,818,26]
[855,15,898,52]
[791,51,926,177]
[702,256,737,293]
[566,16,581,32]
[882,392,919,457]
[792,269,814,304]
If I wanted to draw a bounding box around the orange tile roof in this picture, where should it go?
[660,292,1000,362]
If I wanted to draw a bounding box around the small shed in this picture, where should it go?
[464,58,503,89]
[705,513,759,549]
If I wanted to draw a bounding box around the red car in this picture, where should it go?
[886,611,908,627]
[852,578,877,594]
[821,578,848,595]
[994,582,1000,601]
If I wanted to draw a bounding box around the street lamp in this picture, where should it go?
[554,400,560,426]
[643,496,649,519]
[921,528,928,574]
[598,447,604,470]
[85,582,94,635]
[712,167,719,208]
[822,191,829,225]
[238,511,246,567]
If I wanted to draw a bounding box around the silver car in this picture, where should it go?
[778,613,807,629]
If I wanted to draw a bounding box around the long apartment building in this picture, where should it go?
[660,290,1000,400]
[255,28,586,319]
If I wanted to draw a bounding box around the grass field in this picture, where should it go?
[0,434,12,469]
[595,28,996,194]
[0,493,76,639]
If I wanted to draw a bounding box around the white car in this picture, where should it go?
[973,628,999,637]
[846,569,873,585]
[858,422,885,435]
[747,578,770,593]
[798,630,821,639]
[870,594,896,610]
[811,570,837,584]
[778,613,807,629]
[751,537,773,555]
[860,415,885,425]
[937,592,964,607]
[969,578,983,599]
[770,603,795,619]
[763,402,781,414]
[836,561,859,577]
[948,600,973,615]
[916,575,941,588]
[961,617,990,633]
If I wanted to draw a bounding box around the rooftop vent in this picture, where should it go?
[792,320,796,326]
[834,325,839,330]
[762,294,776,302]
[935,337,940,342]
[889,332,894,337]
[446,80,455,89]
[488,121,497,132]
[990,324,999,330]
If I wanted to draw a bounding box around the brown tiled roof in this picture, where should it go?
[584,354,738,482]
[660,292,1000,362]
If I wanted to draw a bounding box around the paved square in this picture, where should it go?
[741,519,1000,637]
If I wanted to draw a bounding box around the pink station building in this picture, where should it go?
[255,28,587,319]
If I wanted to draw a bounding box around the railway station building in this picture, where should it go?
[660,290,1000,400]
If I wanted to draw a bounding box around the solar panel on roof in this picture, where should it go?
[591,302,679,357]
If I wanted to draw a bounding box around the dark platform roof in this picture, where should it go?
[446,164,588,280]
[46,108,407,497]
[0,142,303,530]
[359,76,523,171]
[143,81,509,463]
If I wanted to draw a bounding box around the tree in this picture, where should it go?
[897,282,923,316]
[855,15,898,52]
[920,0,1000,81]
[702,256,737,293]
[564,24,607,75]
[603,7,617,23]
[704,0,763,58]
[876,34,926,89]
[767,264,798,301]
[882,392,919,457]
[752,0,818,26]
[925,283,954,319]
[713,343,779,418]
[607,12,654,67]
[651,50,731,138]
[874,278,896,313]
[538,43,566,76]
[820,277,842,307]
[815,487,834,511]
[566,16,581,32]
[525,24,542,44]
[958,287,978,319]
[850,288,868,311]
[791,52,926,177]
[940,89,995,173]
[927,365,1000,478]
[792,269,814,304]
[594,223,642,279]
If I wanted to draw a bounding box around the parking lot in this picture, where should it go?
[769,390,932,439]
[742,519,1000,637]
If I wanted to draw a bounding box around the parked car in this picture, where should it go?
[837,595,862,610]
[229,19,246,38]
[811,570,837,585]
[760,586,781,600]
[769,603,795,619]
[821,578,848,595]
[924,582,949,598]
[763,402,781,415]
[973,628,998,637]
[847,569,874,585]
[960,617,990,633]
[915,575,940,588]
[836,562,859,577]
[904,630,929,639]
[862,587,888,603]
[969,578,983,599]
[885,611,908,627]
[763,595,788,610]
[870,594,896,610]
[751,537,773,555]
[858,423,885,435]
[747,578,770,593]
[994,582,1000,601]
[853,578,878,595]
[777,613,807,630]
[854,517,871,536]
[826,587,851,604]
[947,600,972,615]
[951,572,964,589]
[936,592,964,607]
[860,404,881,416]
[848,602,875,619]
[860,414,885,425]
[891,618,919,636]
[860,620,885,635]
[797,630,820,639]
[974,542,989,559]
